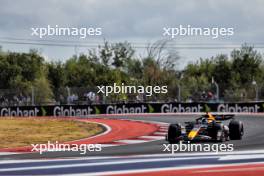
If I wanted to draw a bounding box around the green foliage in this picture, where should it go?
[183,44,263,101]
[33,75,54,104]
[0,50,44,89]
[0,42,262,103]
[47,61,66,89]
[231,45,262,85]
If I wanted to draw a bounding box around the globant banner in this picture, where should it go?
[0,102,263,117]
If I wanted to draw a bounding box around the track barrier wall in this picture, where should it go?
[0,102,264,117]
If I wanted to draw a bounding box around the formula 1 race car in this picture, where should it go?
[166,113,244,143]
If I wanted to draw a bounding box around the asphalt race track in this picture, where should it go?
[0,114,264,175]
[3,114,264,159]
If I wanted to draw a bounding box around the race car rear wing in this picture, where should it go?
[211,114,235,121]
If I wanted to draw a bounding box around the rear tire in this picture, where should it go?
[229,120,243,140]
[167,123,181,144]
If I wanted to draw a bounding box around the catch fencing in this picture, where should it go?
[1,86,264,106]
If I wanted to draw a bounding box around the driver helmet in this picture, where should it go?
[201,118,207,124]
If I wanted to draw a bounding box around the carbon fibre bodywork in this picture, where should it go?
[166,114,243,143]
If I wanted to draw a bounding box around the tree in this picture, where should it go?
[231,45,262,85]
[65,55,96,87]
[33,75,54,104]
[99,41,112,67]
[111,42,135,69]
[146,39,180,70]
[212,55,232,97]
[47,62,66,89]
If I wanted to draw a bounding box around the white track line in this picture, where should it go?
[101,144,120,147]
[160,126,169,129]
[116,140,149,144]
[86,112,264,117]
[0,156,219,172]
[70,121,112,142]
[0,152,18,156]
[137,136,164,140]
[153,132,166,135]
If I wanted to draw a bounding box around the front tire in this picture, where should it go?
[167,123,181,144]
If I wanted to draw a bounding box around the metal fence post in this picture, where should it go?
[178,84,181,102]
[212,77,219,102]
[252,79,258,101]
[31,86,35,105]
[66,86,71,104]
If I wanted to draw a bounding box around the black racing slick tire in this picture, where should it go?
[229,120,244,140]
[167,123,181,144]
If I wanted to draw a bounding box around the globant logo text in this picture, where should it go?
[0,107,39,116]
[53,106,94,116]
[161,104,203,113]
